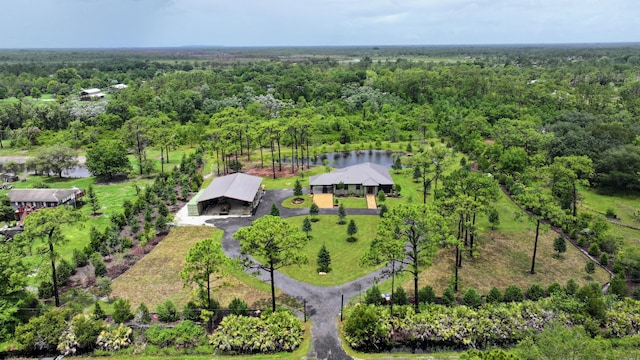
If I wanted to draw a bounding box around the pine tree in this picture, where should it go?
[412,165,422,182]
[347,219,358,242]
[337,203,346,224]
[309,202,320,222]
[270,203,280,217]
[88,184,100,215]
[392,156,403,172]
[553,235,567,257]
[302,217,312,238]
[317,243,331,273]
[293,179,303,197]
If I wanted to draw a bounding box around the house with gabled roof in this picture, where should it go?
[189,173,263,216]
[309,162,394,196]
[79,88,105,101]
[7,188,85,223]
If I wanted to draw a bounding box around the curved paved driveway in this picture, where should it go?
[207,190,387,360]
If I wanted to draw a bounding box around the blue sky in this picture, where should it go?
[2,0,637,48]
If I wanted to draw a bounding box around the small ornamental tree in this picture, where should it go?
[302,217,312,238]
[93,302,105,320]
[347,219,358,242]
[486,287,503,303]
[317,243,331,273]
[585,261,596,275]
[270,203,280,217]
[88,185,100,215]
[441,287,457,307]
[365,284,384,305]
[293,179,303,198]
[379,204,388,218]
[391,286,409,305]
[418,286,436,304]
[503,285,524,302]
[309,202,320,222]
[228,298,249,316]
[553,235,567,257]
[156,300,179,322]
[377,190,386,203]
[462,288,483,308]
[112,299,133,324]
[337,203,346,224]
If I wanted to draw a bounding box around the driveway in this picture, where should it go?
[199,190,386,360]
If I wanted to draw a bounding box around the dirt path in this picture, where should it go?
[206,190,384,360]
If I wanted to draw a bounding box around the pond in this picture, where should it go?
[283,150,402,169]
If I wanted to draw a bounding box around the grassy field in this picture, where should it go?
[110,226,275,310]
[279,215,382,286]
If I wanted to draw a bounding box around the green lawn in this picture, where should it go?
[279,215,382,286]
[3,175,153,277]
[334,197,368,209]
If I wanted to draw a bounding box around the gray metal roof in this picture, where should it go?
[198,173,262,203]
[309,162,394,186]
[7,189,80,203]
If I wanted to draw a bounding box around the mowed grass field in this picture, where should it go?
[110,226,274,310]
[280,215,382,286]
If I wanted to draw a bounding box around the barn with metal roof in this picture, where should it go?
[190,173,263,216]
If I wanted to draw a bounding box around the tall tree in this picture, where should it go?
[549,155,594,217]
[17,207,83,306]
[234,215,308,312]
[34,145,78,177]
[373,203,450,312]
[86,140,132,179]
[516,187,567,274]
[121,116,151,175]
[0,241,29,341]
[180,238,231,329]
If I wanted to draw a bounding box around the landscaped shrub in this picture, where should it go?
[38,281,54,299]
[96,324,132,351]
[588,244,601,257]
[57,314,105,356]
[418,285,436,305]
[547,283,564,296]
[365,284,385,306]
[209,311,303,354]
[600,253,609,266]
[605,208,617,219]
[343,304,390,352]
[503,285,524,303]
[525,284,545,301]
[182,301,201,321]
[56,258,75,286]
[13,309,68,352]
[134,303,151,325]
[462,288,483,308]
[95,277,112,297]
[146,321,205,348]
[112,299,133,324]
[585,261,596,275]
[379,204,388,218]
[73,248,89,267]
[565,279,579,296]
[391,287,409,306]
[441,287,457,306]
[577,236,586,247]
[228,298,250,316]
[156,300,179,322]
[486,287,503,304]
[91,252,107,277]
[94,302,105,320]
[609,274,628,298]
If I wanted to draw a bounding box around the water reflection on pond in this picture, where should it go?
[283,150,402,169]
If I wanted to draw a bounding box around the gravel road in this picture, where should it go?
[202,190,387,360]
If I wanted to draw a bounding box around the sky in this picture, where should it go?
[1,0,638,48]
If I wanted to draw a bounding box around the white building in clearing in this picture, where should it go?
[79,88,105,101]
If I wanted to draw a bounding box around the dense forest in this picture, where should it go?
[1,45,640,359]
